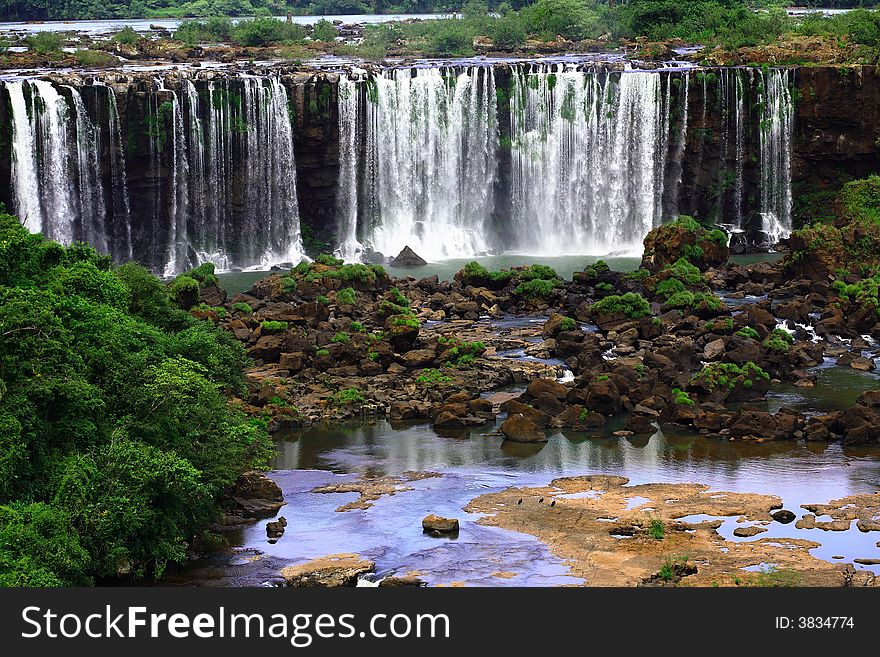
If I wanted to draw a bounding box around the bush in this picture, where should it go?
[590,292,651,319]
[232,17,306,47]
[691,362,769,391]
[111,26,141,46]
[0,212,269,585]
[560,317,577,332]
[312,19,338,42]
[415,368,453,386]
[763,328,794,353]
[735,326,760,340]
[514,278,560,299]
[333,388,366,406]
[232,302,253,314]
[428,20,475,56]
[489,14,527,48]
[25,32,63,54]
[261,321,288,332]
[330,332,350,344]
[73,49,117,67]
[521,0,598,41]
[336,287,356,305]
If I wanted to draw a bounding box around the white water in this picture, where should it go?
[508,66,683,255]
[336,75,364,262]
[364,66,499,261]
[759,68,794,245]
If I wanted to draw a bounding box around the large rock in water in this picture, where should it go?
[390,245,427,267]
[229,471,285,519]
[281,554,375,587]
[501,414,547,443]
[641,215,729,273]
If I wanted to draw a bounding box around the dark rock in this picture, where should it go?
[771,509,796,524]
[390,245,428,267]
[500,414,547,443]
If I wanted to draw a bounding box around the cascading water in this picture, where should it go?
[3,74,305,274]
[758,68,794,245]
[7,80,79,244]
[363,66,499,261]
[336,74,364,262]
[508,65,684,255]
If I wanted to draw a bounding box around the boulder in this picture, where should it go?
[501,414,547,443]
[422,514,459,534]
[401,349,436,368]
[390,245,428,267]
[281,554,375,587]
[526,378,568,401]
[501,399,552,427]
[771,509,796,524]
[552,405,606,430]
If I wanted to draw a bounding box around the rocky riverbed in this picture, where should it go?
[164,214,880,587]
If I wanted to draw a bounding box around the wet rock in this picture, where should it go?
[281,554,375,587]
[501,399,552,428]
[526,378,568,401]
[585,377,620,415]
[390,245,427,267]
[733,525,767,537]
[266,516,287,538]
[422,514,459,534]
[771,509,796,524]
[552,405,606,430]
[401,349,436,368]
[501,414,547,443]
[379,575,426,587]
[230,471,284,519]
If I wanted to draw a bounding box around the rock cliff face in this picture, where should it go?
[0,63,878,272]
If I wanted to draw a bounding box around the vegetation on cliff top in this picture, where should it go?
[0,211,270,586]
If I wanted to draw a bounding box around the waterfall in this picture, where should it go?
[364,66,499,261]
[507,66,683,255]
[336,75,364,262]
[103,82,133,261]
[7,80,79,244]
[758,68,794,244]
[69,87,107,254]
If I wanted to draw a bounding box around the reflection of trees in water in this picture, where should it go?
[270,420,880,504]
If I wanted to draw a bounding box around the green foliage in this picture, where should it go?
[439,337,486,367]
[763,327,794,353]
[312,19,338,42]
[73,49,117,67]
[655,277,686,299]
[489,13,527,48]
[559,317,577,332]
[281,276,297,294]
[838,175,880,224]
[232,302,253,314]
[833,274,880,315]
[25,32,63,54]
[0,213,268,585]
[315,348,329,357]
[316,253,344,267]
[583,260,611,281]
[330,332,350,344]
[691,361,769,391]
[174,17,233,46]
[415,368,452,386]
[705,317,734,334]
[735,326,760,340]
[590,292,651,319]
[624,268,651,283]
[333,388,365,406]
[662,258,705,288]
[706,228,728,246]
[260,320,288,332]
[350,321,364,333]
[231,17,307,47]
[514,278,561,299]
[648,516,665,540]
[316,295,330,305]
[336,287,356,305]
[672,387,695,406]
[111,26,141,46]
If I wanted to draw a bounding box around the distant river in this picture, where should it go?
[0,13,457,37]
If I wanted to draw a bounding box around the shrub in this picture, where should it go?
[428,20,475,56]
[735,326,760,340]
[336,287,356,305]
[231,17,307,47]
[590,292,651,318]
[559,317,577,332]
[514,278,560,299]
[350,321,364,333]
[648,517,665,540]
[672,388,695,406]
[312,19,338,42]
[111,26,141,46]
[316,295,330,305]
[763,328,794,353]
[584,260,611,280]
[330,332,350,344]
[25,32,63,54]
[73,49,117,67]
[489,14,527,48]
[315,348,329,357]
[232,302,253,314]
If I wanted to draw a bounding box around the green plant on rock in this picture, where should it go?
[583,260,610,280]
[648,516,665,540]
[260,321,288,332]
[672,388,695,406]
[333,388,366,406]
[763,328,794,353]
[705,317,734,334]
[281,276,297,294]
[330,332,350,344]
[316,295,329,305]
[624,268,651,283]
[350,321,364,333]
[315,348,329,357]
[691,362,769,391]
[559,317,578,332]
[735,326,760,340]
[590,292,651,319]
[232,302,253,314]
[336,287,356,305]
[415,368,453,386]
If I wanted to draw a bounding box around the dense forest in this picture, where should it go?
[2,0,875,23]
[0,212,271,585]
